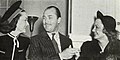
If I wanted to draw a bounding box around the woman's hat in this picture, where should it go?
[0,1,22,23]
[97,11,116,32]
[0,1,22,33]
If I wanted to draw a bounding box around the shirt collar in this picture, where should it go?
[47,32,59,40]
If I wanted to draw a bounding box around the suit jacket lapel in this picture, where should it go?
[40,31,53,47]
[59,33,63,51]
[59,33,69,51]
[40,32,69,53]
[40,31,56,54]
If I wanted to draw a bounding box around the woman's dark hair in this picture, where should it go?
[0,13,21,34]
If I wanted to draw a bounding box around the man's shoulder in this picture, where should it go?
[32,34,41,38]
[31,32,48,41]
[32,32,47,38]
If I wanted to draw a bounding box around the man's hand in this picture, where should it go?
[59,48,79,59]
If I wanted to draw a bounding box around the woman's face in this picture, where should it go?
[15,12,29,33]
[92,18,105,40]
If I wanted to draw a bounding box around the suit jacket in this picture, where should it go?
[0,35,30,60]
[29,31,75,60]
[78,40,120,60]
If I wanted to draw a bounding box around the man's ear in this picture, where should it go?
[57,17,61,24]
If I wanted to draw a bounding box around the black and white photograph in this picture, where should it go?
[0,0,120,60]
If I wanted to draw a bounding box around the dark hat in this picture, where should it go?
[0,1,23,33]
[97,11,116,32]
[97,10,103,19]
[1,1,22,23]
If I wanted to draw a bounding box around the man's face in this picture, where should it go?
[43,8,61,33]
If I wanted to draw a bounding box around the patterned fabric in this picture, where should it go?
[29,31,75,60]
[0,35,30,60]
[52,33,60,53]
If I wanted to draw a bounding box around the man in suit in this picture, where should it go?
[29,6,79,60]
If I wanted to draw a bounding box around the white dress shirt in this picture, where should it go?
[47,32,62,52]
[47,32,64,60]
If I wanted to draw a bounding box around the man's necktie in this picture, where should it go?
[52,33,60,53]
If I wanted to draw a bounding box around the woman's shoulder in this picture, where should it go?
[19,34,30,43]
[81,40,99,49]
[0,34,11,39]
[83,40,97,45]
[81,41,94,49]
[19,33,30,38]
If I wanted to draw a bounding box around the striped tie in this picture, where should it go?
[52,33,60,53]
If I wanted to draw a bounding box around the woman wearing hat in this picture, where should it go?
[0,1,30,60]
[78,11,120,60]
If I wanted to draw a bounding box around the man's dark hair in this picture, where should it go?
[45,6,61,18]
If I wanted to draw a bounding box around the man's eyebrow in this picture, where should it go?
[43,15,53,18]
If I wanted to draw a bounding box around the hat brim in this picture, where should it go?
[97,10,103,19]
[1,1,22,23]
